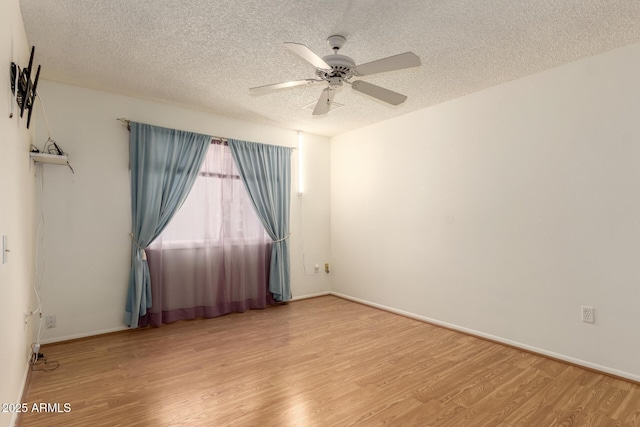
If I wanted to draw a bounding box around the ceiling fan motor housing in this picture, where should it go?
[318,54,356,82]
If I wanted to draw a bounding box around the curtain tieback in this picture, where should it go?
[129,232,148,261]
[272,233,291,243]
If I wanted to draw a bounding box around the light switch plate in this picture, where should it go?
[2,235,7,264]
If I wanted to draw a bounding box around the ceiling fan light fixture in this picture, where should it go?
[328,77,343,87]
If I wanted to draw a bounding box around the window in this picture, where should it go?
[143,140,273,327]
[150,140,269,249]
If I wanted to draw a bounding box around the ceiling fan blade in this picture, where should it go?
[284,42,331,70]
[312,88,334,115]
[249,79,323,93]
[355,52,421,76]
[351,81,407,105]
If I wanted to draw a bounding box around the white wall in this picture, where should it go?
[0,1,36,426]
[331,42,640,381]
[34,81,331,343]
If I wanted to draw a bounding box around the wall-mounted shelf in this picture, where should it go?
[30,152,68,165]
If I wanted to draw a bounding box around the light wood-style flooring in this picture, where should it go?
[20,296,640,426]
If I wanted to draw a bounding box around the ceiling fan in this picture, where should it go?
[249,35,421,115]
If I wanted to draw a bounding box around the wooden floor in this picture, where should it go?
[20,296,640,426]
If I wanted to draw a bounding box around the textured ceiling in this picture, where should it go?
[18,0,640,137]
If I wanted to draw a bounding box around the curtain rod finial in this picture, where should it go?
[117,118,131,130]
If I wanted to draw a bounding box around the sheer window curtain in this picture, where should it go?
[141,141,274,327]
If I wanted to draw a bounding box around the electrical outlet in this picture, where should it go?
[581,306,595,323]
[45,314,56,329]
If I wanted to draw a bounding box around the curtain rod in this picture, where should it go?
[117,118,227,142]
[116,118,297,149]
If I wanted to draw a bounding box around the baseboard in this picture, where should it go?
[330,292,640,384]
[39,326,129,345]
[10,361,31,427]
[38,297,331,345]
[292,291,331,301]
